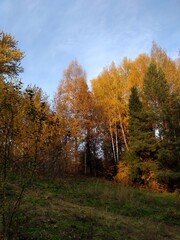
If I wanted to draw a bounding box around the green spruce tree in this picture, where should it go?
[157,92,180,190]
[143,62,168,139]
[128,87,157,184]
[143,63,180,190]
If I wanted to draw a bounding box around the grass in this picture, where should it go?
[1,176,180,239]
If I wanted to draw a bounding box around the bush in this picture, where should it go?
[130,165,143,184]
[155,170,180,191]
[114,161,130,184]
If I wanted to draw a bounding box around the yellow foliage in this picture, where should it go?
[114,161,130,185]
[0,32,24,77]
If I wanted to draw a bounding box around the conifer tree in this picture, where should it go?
[143,63,180,190]
[157,92,180,190]
[143,63,168,140]
[128,86,157,183]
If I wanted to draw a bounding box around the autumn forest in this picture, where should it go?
[0,32,180,239]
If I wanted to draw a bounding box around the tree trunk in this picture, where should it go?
[109,121,116,163]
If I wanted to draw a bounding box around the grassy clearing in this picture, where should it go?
[1,177,180,239]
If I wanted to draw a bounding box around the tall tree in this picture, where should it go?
[143,62,179,190]
[91,63,128,169]
[127,86,157,183]
[0,32,24,239]
[156,91,180,190]
[143,62,168,139]
[55,60,98,175]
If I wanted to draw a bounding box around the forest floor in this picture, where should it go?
[1,176,180,239]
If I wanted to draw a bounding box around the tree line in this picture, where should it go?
[0,32,180,193]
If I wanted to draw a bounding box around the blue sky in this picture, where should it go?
[1,0,179,100]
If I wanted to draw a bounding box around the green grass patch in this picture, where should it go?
[1,177,180,239]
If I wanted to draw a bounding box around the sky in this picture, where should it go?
[0,0,180,100]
